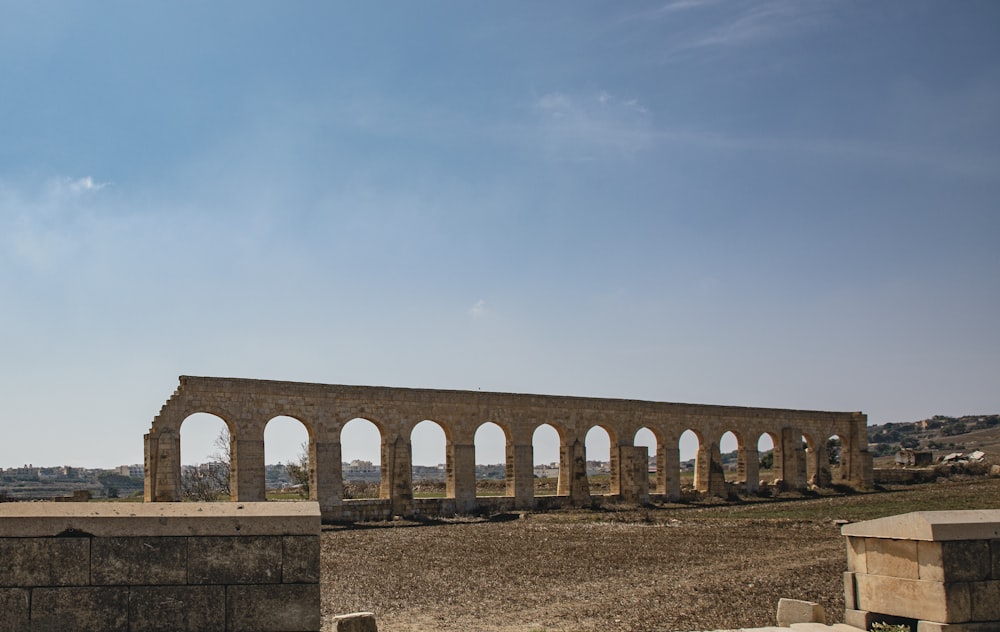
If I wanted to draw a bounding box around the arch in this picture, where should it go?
[411,420,447,498]
[532,423,562,497]
[262,416,311,500]
[584,425,614,496]
[678,429,702,492]
[634,427,660,493]
[340,418,383,500]
[474,422,508,498]
[756,432,778,484]
[719,430,740,484]
[179,412,233,501]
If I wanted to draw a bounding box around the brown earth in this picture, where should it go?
[320,477,1000,631]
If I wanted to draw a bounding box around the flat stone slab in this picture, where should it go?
[841,510,1000,541]
[0,502,320,537]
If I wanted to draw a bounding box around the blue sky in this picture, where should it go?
[1,1,998,469]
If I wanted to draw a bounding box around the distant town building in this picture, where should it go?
[114,464,144,478]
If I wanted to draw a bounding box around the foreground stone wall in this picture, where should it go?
[843,509,1000,631]
[0,502,321,632]
[145,376,872,522]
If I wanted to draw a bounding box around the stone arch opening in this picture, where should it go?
[584,425,613,495]
[474,422,508,498]
[341,418,383,499]
[757,432,777,485]
[720,430,740,484]
[411,420,447,498]
[634,427,659,492]
[179,412,233,501]
[679,429,702,492]
[263,415,311,500]
[532,423,561,497]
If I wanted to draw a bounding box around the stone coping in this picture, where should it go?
[0,501,320,537]
[841,509,1000,541]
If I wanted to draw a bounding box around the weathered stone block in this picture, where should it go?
[991,539,1000,580]
[968,580,1000,621]
[843,608,874,630]
[188,536,282,584]
[919,540,991,583]
[129,585,226,631]
[282,535,320,583]
[30,587,129,632]
[0,538,89,587]
[226,584,321,631]
[0,588,29,632]
[92,536,187,585]
[331,612,378,632]
[843,571,857,610]
[776,597,826,626]
[867,537,919,579]
[846,536,867,573]
[856,573,970,623]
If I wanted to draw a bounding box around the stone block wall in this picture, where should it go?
[843,509,1000,631]
[0,502,321,632]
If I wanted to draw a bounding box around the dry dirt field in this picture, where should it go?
[321,478,1000,632]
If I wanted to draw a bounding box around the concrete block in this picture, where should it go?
[776,598,826,626]
[331,612,378,632]
[188,536,282,584]
[282,535,320,583]
[128,585,226,631]
[92,536,187,585]
[227,584,321,631]
[968,579,1000,621]
[0,588,29,632]
[856,573,971,623]
[0,501,320,537]
[843,609,874,629]
[846,536,867,573]
[844,571,857,610]
[919,540,991,582]
[867,537,919,579]
[0,537,89,587]
[30,587,129,632]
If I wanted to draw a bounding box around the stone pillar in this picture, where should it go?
[608,439,621,497]
[313,440,342,519]
[381,435,412,516]
[562,439,590,504]
[618,446,649,504]
[741,445,760,494]
[507,443,534,508]
[698,439,726,497]
[447,443,476,513]
[780,428,807,491]
[145,429,181,502]
[232,437,265,502]
[846,413,873,488]
[661,441,680,501]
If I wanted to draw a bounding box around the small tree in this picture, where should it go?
[285,442,311,498]
[181,427,231,501]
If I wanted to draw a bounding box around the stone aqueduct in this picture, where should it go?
[144,376,873,521]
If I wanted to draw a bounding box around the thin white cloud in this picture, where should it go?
[44,176,110,197]
[530,90,653,160]
[469,299,487,319]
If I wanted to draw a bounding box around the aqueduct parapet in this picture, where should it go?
[144,376,872,521]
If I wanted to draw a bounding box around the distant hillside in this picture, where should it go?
[868,414,1000,464]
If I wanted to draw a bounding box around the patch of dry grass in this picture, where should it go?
[320,478,1000,631]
